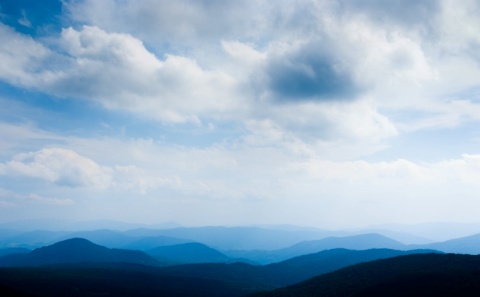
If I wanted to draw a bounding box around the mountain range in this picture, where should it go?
[0,237,446,297]
[4,226,480,266]
[0,238,159,267]
[1,229,480,297]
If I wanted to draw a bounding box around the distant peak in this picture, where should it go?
[54,237,95,245]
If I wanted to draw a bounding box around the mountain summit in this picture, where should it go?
[0,238,159,267]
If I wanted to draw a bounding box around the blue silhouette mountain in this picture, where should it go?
[162,248,438,288]
[148,242,230,264]
[226,233,407,264]
[252,253,480,297]
[416,233,480,254]
[123,235,190,250]
[0,247,30,258]
[0,238,159,267]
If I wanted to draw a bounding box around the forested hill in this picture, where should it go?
[253,253,480,297]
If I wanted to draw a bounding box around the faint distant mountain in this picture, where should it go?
[148,242,230,264]
[125,226,336,250]
[416,233,480,254]
[370,222,480,242]
[57,229,138,248]
[279,233,405,257]
[351,228,434,244]
[0,230,68,249]
[149,222,183,229]
[123,235,190,251]
[0,238,160,267]
[253,253,480,297]
[226,233,407,264]
[0,229,22,241]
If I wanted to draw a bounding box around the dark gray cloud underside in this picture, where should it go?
[267,48,359,101]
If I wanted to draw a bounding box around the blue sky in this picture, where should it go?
[1,0,480,228]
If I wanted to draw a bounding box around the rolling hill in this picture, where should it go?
[161,248,438,288]
[123,235,190,250]
[0,238,446,297]
[124,226,335,250]
[253,253,480,297]
[148,242,231,264]
[416,232,480,254]
[56,229,138,248]
[0,238,160,267]
[226,233,407,264]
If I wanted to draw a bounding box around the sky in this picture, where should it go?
[1,0,480,229]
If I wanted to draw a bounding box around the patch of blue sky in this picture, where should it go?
[1,81,111,136]
[0,81,241,147]
[0,0,64,37]
[367,121,480,163]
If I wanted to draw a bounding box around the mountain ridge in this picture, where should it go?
[0,238,160,267]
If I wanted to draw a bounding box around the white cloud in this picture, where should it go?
[0,147,112,188]
[0,24,242,123]
[1,124,480,226]
[1,0,480,163]
[0,188,72,207]
[0,24,57,87]
[26,193,74,206]
[65,0,272,46]
[0,144,183,195]
[222,41,266,64]
[292,154,480,186]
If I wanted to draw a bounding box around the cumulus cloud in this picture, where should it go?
[64,0,272,46]
[0,23,58,87]
[265,42,360,101]
[1,0,480,159]
[0,147,112,188]
[0,24,241,123]
[0,145,182,195]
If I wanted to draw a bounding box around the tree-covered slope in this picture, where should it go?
[253,253,480,297]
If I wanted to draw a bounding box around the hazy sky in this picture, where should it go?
[1,0,480,228]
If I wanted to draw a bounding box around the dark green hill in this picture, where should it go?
[0,238,159,267]
[253,253,480,297]
[148,242,230,264]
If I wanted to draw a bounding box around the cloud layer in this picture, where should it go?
[1,0,480,227]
